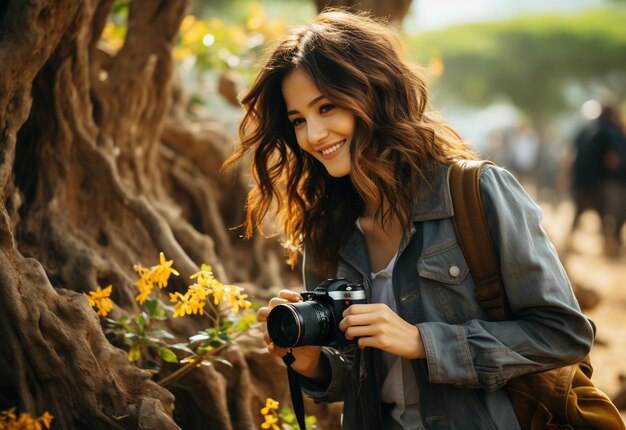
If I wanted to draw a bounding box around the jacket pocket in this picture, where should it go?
[418,241,469,284]
[418,241,483,323]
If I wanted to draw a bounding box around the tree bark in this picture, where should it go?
[314,0,413,25]
[0,1,314,429]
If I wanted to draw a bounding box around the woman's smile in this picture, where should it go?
[320,139,347,158]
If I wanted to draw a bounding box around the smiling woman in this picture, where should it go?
[282,69,355,178]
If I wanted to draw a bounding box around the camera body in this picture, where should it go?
[267,278,367,349]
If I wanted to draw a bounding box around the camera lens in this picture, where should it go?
[267,301,336,348]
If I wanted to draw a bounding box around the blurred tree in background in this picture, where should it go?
[311,0,412,25]
[408,8,626,130]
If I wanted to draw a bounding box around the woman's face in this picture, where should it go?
[281,68,355,178]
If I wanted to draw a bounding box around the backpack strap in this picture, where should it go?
[449,160,510,321]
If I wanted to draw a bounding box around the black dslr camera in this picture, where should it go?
[267,278,367,349]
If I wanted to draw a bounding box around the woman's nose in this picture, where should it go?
[307,117,329,144]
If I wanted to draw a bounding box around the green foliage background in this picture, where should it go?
[407,8,626,127]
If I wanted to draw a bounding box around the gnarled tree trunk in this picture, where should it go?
[314,0,412,25]
[0,1,337,429]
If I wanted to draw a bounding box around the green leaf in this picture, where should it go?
[169,343,195,354]
[196,345,214,355]
[104,317,120,327]
[305,415,317,427]
[208,337,227,348]
[217,333,232,343]
[219,319,235,330]
[158,299,176,313]
[149,329,176,340]
[128,346,141,362]
[189,333,211,344]
[157,347,179,363]
[211,357,233,367]
[236,313,258,330]
[135,313,146,335]
[280,406,294,418]
[105,315,134,331]
[124,332,139,343]
[249,300,262,312]
[145,298,166,319]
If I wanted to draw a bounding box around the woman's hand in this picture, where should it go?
[257,289,326,380]
[339,303,426,359]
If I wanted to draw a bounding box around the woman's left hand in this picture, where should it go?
[339,303,425,359]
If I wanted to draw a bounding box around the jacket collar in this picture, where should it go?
[410,162,454,222]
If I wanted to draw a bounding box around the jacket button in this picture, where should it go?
[449,265,461,277]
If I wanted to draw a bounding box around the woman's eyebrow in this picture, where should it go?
[287,95,325,116]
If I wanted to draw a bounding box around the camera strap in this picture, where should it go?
[282,349,307,430]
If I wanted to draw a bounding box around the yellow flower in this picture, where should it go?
[209,279,225,305]
[133,264,153,304]
[170,266,250,318]
[260,398,279,415]
[181,19,210,47]
[260,413,279,430]
[246,2,266,31]
[133,253,179,303]
[180,15,196,32]
[170,285,207,318]
[0,406,17,421]
[151,252,179,289]
[190,269,212,285]
[85,285,114,317]
[232,288,251,313]
[38,411,54,429]
[0,408,54,430]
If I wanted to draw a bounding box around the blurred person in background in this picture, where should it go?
[600,104,626,257]
[566,102,626,257]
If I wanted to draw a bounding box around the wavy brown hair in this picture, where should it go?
[223,9,477,275]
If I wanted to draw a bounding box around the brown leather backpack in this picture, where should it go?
[449,159,625,429]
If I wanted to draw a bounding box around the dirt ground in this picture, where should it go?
[538,198,626,421]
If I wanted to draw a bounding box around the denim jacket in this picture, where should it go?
[300,163,594,429]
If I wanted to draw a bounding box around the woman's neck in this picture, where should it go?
[358,207,404,272]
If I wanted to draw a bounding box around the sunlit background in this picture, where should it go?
[104,0,626,163]
[109,0,626,173]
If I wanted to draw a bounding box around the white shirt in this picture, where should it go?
[357,220,423,430]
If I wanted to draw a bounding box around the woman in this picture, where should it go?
[223,10,594,430]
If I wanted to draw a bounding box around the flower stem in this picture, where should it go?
[156,342,230,386]
[155,323,262,386]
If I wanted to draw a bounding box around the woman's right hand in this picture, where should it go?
[257,289,325,380]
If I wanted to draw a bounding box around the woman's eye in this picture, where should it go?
[320,104,335,113]
[291,118,304,127]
